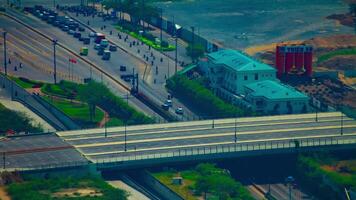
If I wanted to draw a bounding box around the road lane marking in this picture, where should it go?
[58,112,344,136]
[85,132,356,157]
[63,119,356,141]
[74,125,356,148]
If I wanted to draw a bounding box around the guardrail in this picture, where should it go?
[0,161,90,173]
[95,135,356,169]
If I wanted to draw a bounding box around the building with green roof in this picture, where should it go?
[244,80,309,114]
[199,49,309,114]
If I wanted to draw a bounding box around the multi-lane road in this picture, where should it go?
[57,112,356,163]
[0,6,197,121]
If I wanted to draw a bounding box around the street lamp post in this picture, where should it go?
[341,113,344,135]
[173,16,178,73]
[160,8,163,53]
[52,39,58,84]
[234,117,237,143]
[315,108,318,122]
[3,31,7,76]
[124,122,127,152]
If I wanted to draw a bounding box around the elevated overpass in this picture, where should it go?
[57,112,356,170]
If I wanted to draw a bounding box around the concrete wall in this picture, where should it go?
[138,170,184,200]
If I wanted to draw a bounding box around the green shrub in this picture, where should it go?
[166,75,246,118]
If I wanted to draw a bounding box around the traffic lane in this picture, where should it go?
[6,8,192,120]
[88,134,356,161]
[60,115,353,140]
[76,127,356,154]
[0,16,93,80]
[64,120,356,145]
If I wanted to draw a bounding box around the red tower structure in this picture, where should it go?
[275,45,313,79]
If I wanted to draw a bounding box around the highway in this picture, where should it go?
[57,112,356,162]
[0,10,167,120]
[1,6,196,121]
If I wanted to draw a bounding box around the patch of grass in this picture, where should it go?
[0,103,43,134]
[115,25,175,51]
[9,76,43,89]
[6,176,128,200]
[317,48,356,64]
[42,96,104,125]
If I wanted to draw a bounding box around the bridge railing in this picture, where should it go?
[95,135,356,167]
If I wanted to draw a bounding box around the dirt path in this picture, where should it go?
[0,186,11,200]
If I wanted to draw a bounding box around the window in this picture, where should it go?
[255,73,258,80]
[244,75,248,81]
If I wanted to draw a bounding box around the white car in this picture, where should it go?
[165,99,172,107]
[89,31,96,37]
[94,44,101,50]
[175,107,183,115]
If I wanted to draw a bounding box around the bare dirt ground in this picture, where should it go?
[52,188,102,198]
[0,186,11,200]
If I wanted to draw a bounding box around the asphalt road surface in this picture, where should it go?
[1,7,197,121]
[0,134,87,170]
[57,112,356,162]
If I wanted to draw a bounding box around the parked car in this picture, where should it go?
[109,45,117,52]
[175,107,183,115]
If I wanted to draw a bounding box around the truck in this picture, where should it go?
[80,47,88,56]
[95,33,105,44]
[102,50,111,60]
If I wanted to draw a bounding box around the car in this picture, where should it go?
[109,45,117,52]
[100,39,109,48]
[83,38,90,45]
[89,32,96,37]
[74,32,81,38]
[78,27,85,32]
[97,48,104,55]
[94,44,101,50]
[175,107,183,115]
[165,99,172,107]
[62,25,69,31]
[161,103,169,111]
[78,36,84,41]
[68,30,75,35]
[119,65,127,72]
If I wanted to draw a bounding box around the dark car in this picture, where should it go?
[109,45,117,52]
[82,38,90,44]
[78,27,85,32]
[97,48,104,55]
[74,32,81,38]
[119,65,127,72]
[161,103,169,111]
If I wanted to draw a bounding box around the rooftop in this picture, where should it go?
[245,80,308,100]
[207,49,276,72]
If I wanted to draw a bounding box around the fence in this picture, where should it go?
[95,134,356,169]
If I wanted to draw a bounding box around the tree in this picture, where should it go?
[186,43,205,60]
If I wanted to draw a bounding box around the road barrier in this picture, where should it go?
[95,134,356,169]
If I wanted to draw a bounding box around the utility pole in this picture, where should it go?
[173,16,178,73]
[3,31,7,76]
[104,114,107,137]
[234,117,237,143]
[160,8,163,53]
[315,108,318,122]
[52,39,58,84]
